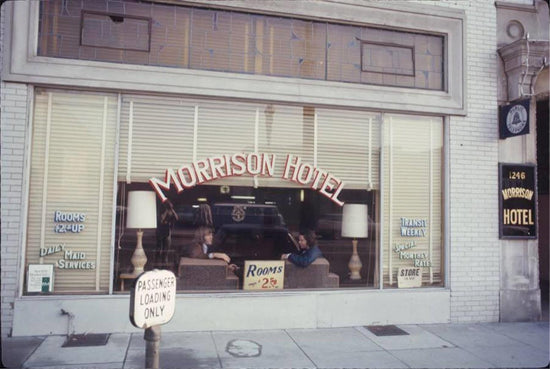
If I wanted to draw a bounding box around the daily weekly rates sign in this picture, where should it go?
[130,270,176,329]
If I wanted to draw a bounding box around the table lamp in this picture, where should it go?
[126,191,157,276]
[341,204,368,280]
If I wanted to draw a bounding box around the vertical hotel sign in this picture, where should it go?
[499,163,537,239]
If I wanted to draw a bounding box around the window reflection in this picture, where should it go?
[114,183,378,291]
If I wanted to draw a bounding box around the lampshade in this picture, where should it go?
[341,204,368,238]
[126,191,157,229]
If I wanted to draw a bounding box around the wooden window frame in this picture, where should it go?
[79,11,152,53]
[360,40,416,77]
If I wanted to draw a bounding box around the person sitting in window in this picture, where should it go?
[185,226,238,271]
[281,230,322,267]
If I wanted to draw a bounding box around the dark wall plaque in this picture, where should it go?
[499,163,537,239]
[499,99,530,139]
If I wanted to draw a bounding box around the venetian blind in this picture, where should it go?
[317,108,381,190]
[26,89,117,293]
[382,114,443,286]
[118,95,195,183]
[195,99,259,187]
[119,94,380,190]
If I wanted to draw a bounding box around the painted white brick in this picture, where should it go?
[447,2,500,324]
[0,81,28,337]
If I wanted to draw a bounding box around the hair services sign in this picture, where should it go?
[130,270,176,329]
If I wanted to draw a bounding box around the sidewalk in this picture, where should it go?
[2,322,549,369]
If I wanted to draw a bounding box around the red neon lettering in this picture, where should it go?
[224,154,232,176]
[262,154,276,177]
[319,174,337,200]
[193,160,212,184]
[331,180,345,206]
[247,153,262,175]
[208,156,226,179]
[310,168,326,190]
[297,163,313,185]
[177,165,197,188]
[231,154,246,175]
[282,154,300,181]
[149,169,183,202]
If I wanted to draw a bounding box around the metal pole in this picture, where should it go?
[144,325,161,369]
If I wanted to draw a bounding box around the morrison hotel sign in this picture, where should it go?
[149,153,346,206]
[499,163,537,239]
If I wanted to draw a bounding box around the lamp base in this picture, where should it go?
[130,229,148,275]
[348,239,362,280]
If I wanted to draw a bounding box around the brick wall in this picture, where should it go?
[440,0,501,322]
[1,82,29,337]
[1,5,30,336]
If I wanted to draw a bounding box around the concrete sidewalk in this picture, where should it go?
[2,322,549,369]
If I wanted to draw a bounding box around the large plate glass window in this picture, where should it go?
[114,95,381,291]
[382,114,444,288]
[24,89,117,294]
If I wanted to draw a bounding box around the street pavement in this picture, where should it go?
[2,322,549,369]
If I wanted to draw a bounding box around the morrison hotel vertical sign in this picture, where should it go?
[499,163,537,239]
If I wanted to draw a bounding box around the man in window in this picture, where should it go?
[281,230,322,267]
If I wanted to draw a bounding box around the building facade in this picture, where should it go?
[1,0,548,337]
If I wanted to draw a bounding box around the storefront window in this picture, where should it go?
[114,95,381,291]
[24,88,444,294]
[25,89,117,294]
[114,184,377,291]
[382,114,444,288]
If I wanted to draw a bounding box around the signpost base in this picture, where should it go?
[144,325,161,369]
[129,270,175,369]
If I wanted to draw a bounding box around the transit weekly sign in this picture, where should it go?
[130,270,176,329]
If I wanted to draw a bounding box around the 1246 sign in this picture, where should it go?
[499,163,537,239]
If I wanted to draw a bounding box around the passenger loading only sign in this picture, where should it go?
[130,270,176,329]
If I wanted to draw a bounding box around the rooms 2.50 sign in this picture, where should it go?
[499,163,537,239]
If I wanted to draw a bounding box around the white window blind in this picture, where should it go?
[256,104,314,188]
[118,94,380,191]
[382,114,443,286]
[26,89,117,293]
[195,100,258,187]
[118,95,195,183]
[317,109,381,190]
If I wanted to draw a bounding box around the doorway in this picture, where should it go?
[536,97,549,321]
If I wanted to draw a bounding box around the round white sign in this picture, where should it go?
[130,269,176,329]
[506,104,528,134]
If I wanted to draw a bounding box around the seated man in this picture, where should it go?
[281,230,322,267]
[183,226,238,272]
